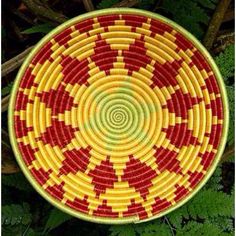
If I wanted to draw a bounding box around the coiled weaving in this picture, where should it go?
[9,9,228,223]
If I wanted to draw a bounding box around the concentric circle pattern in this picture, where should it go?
[10,9,227,223]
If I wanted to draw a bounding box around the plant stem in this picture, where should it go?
[82,0,95,11]
[2,95,10,113]
[164,216,175,236]
[2,46,34,77]
[213,31,234,54]
[221,144,235,163]
[22,0,68,24]
[203,0,231,50]
[112,0,139,7]
[223,7,234,22]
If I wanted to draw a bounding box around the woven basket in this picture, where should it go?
[9,8,228,224]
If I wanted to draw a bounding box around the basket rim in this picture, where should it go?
[8,8,229,224]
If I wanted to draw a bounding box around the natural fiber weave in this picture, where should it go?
[9,9,228,224]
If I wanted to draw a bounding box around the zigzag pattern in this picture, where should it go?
[13,12,225,223]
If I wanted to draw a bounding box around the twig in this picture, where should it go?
[13,10,36,25]
[223,7,234,22]
[216,31,234,42]
[221,144,235,163]
[2,95,10,113]
[217,29,234,36]
[203,0,231,50]
[9,20,25,42]
[82,0,95,11]
[213,31,234,54]
[2,154,20,174]
[22,224,31,236]
[164,216,175,236]
[112,0,139,7]
[22,0,68,24]
[2,46,34,77]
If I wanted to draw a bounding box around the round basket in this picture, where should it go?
[9,8,228,224]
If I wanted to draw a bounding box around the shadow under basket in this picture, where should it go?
[8,8,228,224]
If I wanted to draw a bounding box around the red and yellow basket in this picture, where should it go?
[9,8,228,224]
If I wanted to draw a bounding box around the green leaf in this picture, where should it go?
[97,0,120,9]
[44,208,73,233]
[207,217,234,233]
[215,44,235,84]
[204,165,223,191]
[176,221,225,236]
[162,0,216,38]
[25,228,40,236]
[22,23,54,34]
[187,189,234,219]
[226,85,235,145]
[167,188,233,229]
[2,203,32,226]
[109,225,136,236]
[231,184,234,197]
[198,0,218,9]
[135,220,172,236]
[110,220,172,236]
[2,82,14,97]
[2,224,29,236]
[2,173,34,192]
[167,209,185,229]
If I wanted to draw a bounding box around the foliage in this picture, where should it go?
[204,166,222,190]
[2,173,34,192]
[22,23,55,35]
[97,0,120,9]
[44,208,73,233]
[226,85,235,145]
[109,224,136,236]
[135,220,173,236]
[166,166,234,234]
[162,0,218,39]
[182,189,233,219]
[207,217,234,234]
[2,82,13,97]
[215,44,235,84]
[2,224,36,236]
[2,203,32,226]
[214,44,235,146]
[110,220,173,236]
[175,221,231,236]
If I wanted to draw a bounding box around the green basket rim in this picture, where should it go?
[8,8,229,224]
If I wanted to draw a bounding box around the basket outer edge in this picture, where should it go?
[8,8,229,225]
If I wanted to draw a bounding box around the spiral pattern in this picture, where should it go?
[10,9,227,223]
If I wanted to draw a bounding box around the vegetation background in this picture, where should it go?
[1,0,235,235]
